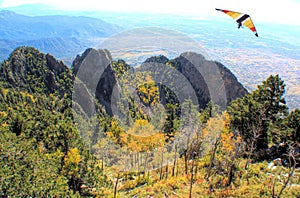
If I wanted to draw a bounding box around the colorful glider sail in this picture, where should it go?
[216,8,258,37]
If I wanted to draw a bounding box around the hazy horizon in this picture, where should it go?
[1,0,300,25]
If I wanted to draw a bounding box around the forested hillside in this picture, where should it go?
[0,46,299,197]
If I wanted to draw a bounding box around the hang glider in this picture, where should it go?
[215,8,258,37]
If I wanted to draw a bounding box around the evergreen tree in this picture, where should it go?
[285,109,300,144]
[228,75,288,158]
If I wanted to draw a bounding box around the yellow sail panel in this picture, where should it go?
[225,11,242,19]
[243,18,255,30]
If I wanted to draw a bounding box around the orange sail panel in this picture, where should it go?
[215,8,258,37]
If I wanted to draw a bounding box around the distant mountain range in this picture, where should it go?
[0,3,64,16]
[0,10,122,64]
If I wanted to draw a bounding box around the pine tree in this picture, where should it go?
[228,75,288,159]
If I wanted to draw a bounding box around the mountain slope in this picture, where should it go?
[0,10,122,63]
[0,46,73,98]
[0,10,121,39]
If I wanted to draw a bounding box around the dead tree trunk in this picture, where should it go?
[206,138,220,180]
[189,159,195,198]
[113,173,120,198]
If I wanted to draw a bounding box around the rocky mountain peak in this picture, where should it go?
[0,46,73,97]
[172,52,247,109]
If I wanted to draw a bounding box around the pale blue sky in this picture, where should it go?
[1,0,300,25]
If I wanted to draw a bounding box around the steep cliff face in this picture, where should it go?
[172,52,248,109]
[214,61,248,105]
[172,53,211,109]
[0,46,73,98]
[142,52,248,110]
[72,48,118,116]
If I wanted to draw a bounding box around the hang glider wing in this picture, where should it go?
[215,8,258,37]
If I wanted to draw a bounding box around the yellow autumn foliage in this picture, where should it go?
[0,111,7,117]
[126,119,166,152]
[65,148,81,165]
[63,148,81,176]
[219,112,241,156]
[127,119,155,136]
[1,88,9,100]
[137,76,159,106]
